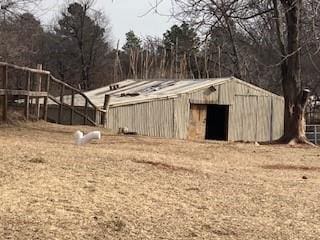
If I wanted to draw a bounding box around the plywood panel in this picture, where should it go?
[187,104,207,140]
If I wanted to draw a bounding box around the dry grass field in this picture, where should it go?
[0,122,320,240]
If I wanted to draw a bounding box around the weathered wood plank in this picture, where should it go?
[84,99,88,125]
[0,89,48,97]
[58,84,65,124]
[70,89,75,125]
[50,75,99,111]
[2,65,8,121]
[0,62,50,75]
[43,74,50,121]
[35,64,42,120]
[102,95,111,128]
[25,71,31,120]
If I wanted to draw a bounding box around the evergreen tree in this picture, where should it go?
[54,1,109,90]
[163,22,199,56]
[122,30,142,53]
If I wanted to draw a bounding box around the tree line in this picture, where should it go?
[0,0,295,94]
[0,1,243,91]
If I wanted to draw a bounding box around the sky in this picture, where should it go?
[35,0,176,46]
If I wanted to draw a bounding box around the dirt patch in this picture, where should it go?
[28,157,46,164]
[0,170,7,178]
[185,187,201,191]
[105,218,126,232]
[209,228,237,236]
[132,159,194,173]
[261,164,320,171]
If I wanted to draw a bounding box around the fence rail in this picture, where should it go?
[0,62,107,126]
[306,125,320,144]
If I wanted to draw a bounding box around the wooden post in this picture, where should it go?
[84,99,88,125]
[70,89,74,125]
[95,108,100,125]
[35,64,42,120]
[24,71,31,120]
[2,65,8,121]
[102,94,110,128]
[43,74,50,121]
[58,84,64,124]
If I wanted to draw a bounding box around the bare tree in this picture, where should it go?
[0,0,40,20]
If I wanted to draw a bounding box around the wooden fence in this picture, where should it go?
[0,62,107,126]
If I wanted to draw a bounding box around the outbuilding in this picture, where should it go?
[74,77,284,142]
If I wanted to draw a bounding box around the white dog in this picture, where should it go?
[74,130,101,145]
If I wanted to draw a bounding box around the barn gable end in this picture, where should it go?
[171,79,284,141]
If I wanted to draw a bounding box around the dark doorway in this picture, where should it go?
[205,105,229,140]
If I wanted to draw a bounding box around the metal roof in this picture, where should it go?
[81,78,231,107]
[56,77,282,108]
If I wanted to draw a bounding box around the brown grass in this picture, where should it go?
[1,121,320,239]
[131,159,195,173]
[262,164,320,171]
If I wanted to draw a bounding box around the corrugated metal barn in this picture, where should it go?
[59,77,285,141]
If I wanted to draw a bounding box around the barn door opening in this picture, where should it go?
[205,105,229,140]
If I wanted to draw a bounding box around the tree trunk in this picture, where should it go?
[275,0,311,144]
[282,89,310,144]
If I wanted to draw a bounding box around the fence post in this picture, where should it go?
[83,99,88,125]
[2,65,8,121]
[35,64,42,120]
[24,71,31,120]
[315,125,318,145]
[70,89,74,125]
[43,74,50,121]
[94,108,99,125]
[58,84,64,124]
[102,94,110,128]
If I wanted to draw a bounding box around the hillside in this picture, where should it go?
[0,122,319,239]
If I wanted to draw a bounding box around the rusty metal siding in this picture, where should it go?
[229,95,284,142]
[234,81,261,95]
[188,87,219,104]
[272,97,285,140]
[256,96,272,141]
[227,80,284,142]
[173,94,189,139]
[187,81,235,105]
[107,98,175,138]
[230,96,258,141]
[218,81,236,104]
[233,80,280,97]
